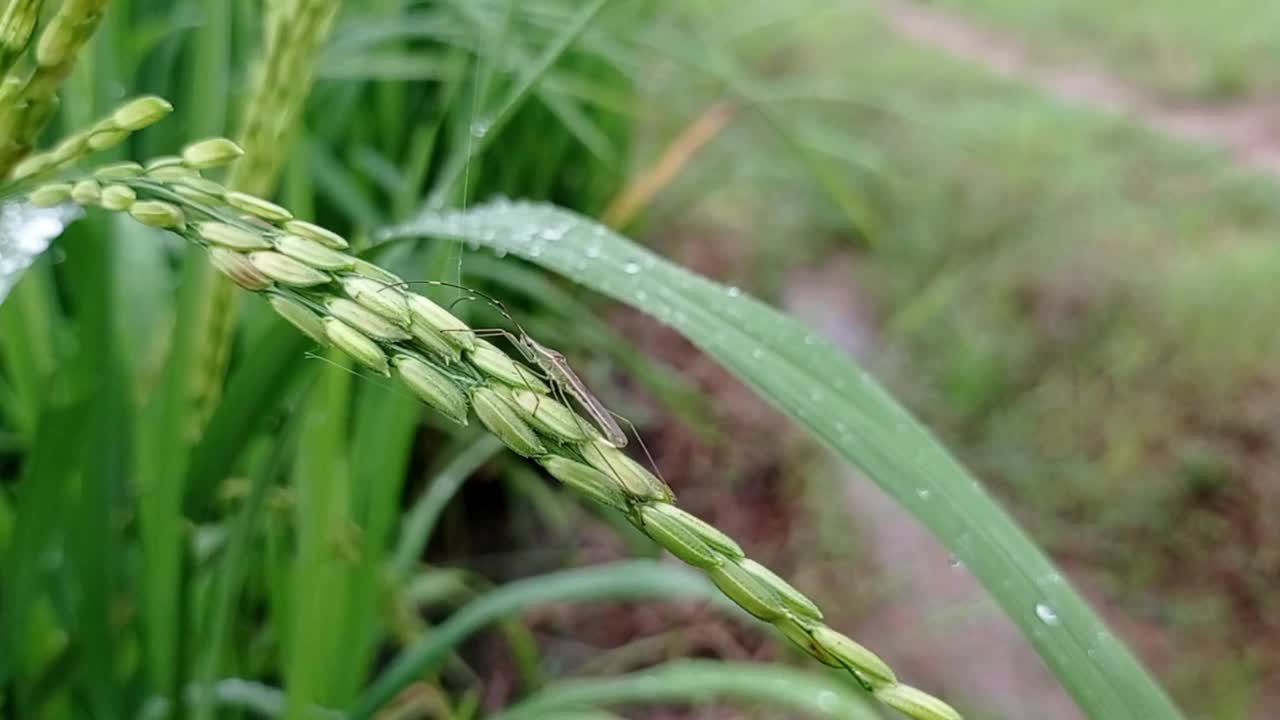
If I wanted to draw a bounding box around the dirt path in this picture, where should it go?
[784,259,1083,720]
[880,0,1280,178]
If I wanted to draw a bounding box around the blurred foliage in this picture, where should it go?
[932,0,1280,101]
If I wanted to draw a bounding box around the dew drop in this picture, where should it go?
[539,224,569,242]
[623,262,640,275]
[1035,603,1060,625]
[585,245,602,258]
[948,555,964,569]
[916,488,932,500]
[815,690,838,711]
[469,120,490,138]
[726,286,741,297]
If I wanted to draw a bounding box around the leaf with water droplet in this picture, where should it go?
[1036,603,1061,626]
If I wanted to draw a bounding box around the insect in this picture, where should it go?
[385,280,628,448]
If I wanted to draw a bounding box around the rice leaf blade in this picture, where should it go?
[489,659,877,720]
[348,561,724,718]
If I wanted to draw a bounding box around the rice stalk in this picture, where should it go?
[20,131,964,720]
[228,0,340,195]
[0,0,111,178]
[189,0,342,433]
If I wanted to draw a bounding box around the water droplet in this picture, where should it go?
[751,348,764,359]
[1035,603,1060,625]
[623,262,640,275]
[803,334,817,345]
[948,555,964,569]
[815,690,838,711]
[585,245,601,258]
[469,120,490,138]
[916,488,932,500]
[726,286,741,297]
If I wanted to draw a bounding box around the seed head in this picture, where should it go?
[129,200,185,228]
[284,219,348,249]
[87,129,128,151]
[638,504,723,569]
[225,191,292,222]
[407,317,462,365]
[35,15,74,67]
[506,388,591,442]
[737,559,822,620]
[578,440,672,502]
[774,616,843,668]
[209,247,273,291]
[324,298,410,342]
[407,294,475,350]
[707,560,787,622]
[322,318,389,375]
[470,386,546,458]
[340,275,411,326]
[247,251,331,287]
[50,134,88,165]
[392,354,469,425]
[644,503,740,558]
[274,233,355,271]
[93,161,144,179]
[874,684,962,720]
[351,258,403,285]
[144,155,184,171]
[99,185,137,212]
[11,153,54,180]
[110,95,174,131]
[810,626,897,687]
[27,182,72,207]
[540,456,629,511]
[70,179,101,205]
[269,295,328,346]
[147,165,199,182]
[0,1,39,58]
[197,222,273,251]
[181,137,244,169]
[468,339,549,393]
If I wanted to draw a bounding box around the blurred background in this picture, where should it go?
[2,0,1278,718]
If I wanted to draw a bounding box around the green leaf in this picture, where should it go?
[379,200,1185,720]
[0,401,88,692]
[183,317,311,514]
[283,351,355,716]
[489,659,877,719]
[347,561,724,718]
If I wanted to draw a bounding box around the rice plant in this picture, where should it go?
[0,1,1186,719]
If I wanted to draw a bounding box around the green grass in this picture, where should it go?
[930,0,1280,100]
